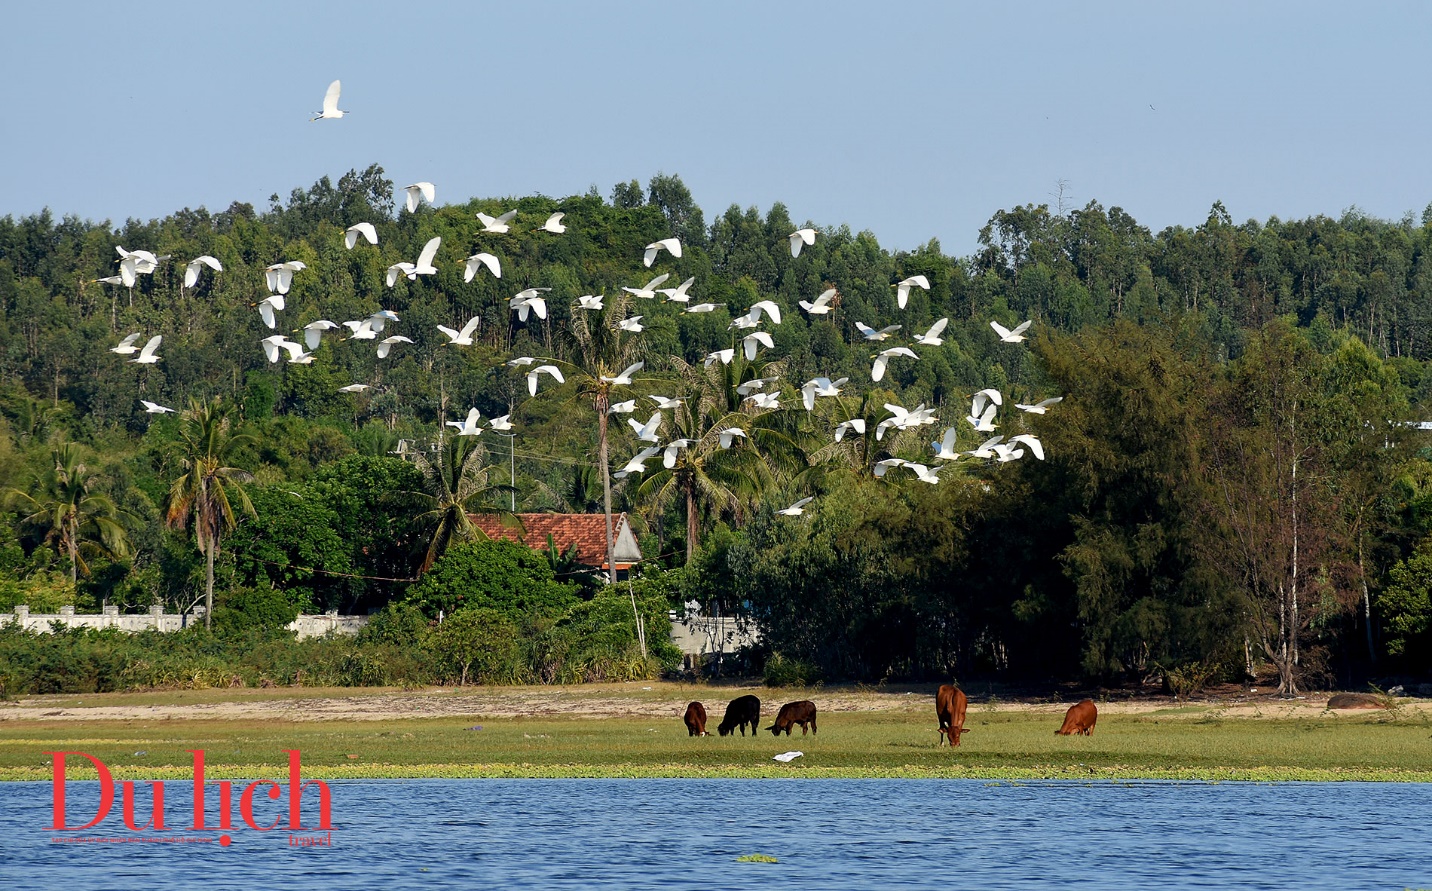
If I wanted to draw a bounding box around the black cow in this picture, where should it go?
[717,694,761,737]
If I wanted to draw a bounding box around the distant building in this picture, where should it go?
[467,512,642,580]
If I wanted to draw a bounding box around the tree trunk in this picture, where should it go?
[205,531,215,631]
[596,391,615,585]
[685,477,697,565]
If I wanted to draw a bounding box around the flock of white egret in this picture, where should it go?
[103,79,1064,518]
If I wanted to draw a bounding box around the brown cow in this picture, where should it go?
[935,684,970,746]
[717,694,761,737]
[683,701,708,737]
[1055,699,1097,736]
[768,700,818,736]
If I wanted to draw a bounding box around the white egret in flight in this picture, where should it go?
[643,237,681,267]
[301,320,340,350]
[576,294,604,310]
[658,276,696,303]
[990,319,1033,343]
[799,288,836,315]
[834,419,865,442]
[447,408,483,437]
[618,316,645,332]
[1014,396,1063,414]
[537,212,566,234]
[526,364,564,396]
[311,80,346,120]
[183,255,222,289]
[111,333,143,355]
[628,411,663,443]
[856,321,901,341]
[601,362,644,385]
[871,346,918,382]
[776,497,814,516]
[345,222,378,249]
[140,400,175,414]
[437,316,481,346]
[264,261,306,294]
[476,210,517,233]
[788,228,816,257]
[403,182,435,213]
[615,446,661,479]
[376,335,414,359]
[463,252,501,282]
[622,273,670,300]
[913,318,949,346]
[894,275,930,309]
[510,288,551,322]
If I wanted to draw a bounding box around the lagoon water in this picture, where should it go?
[1,779,1427,889]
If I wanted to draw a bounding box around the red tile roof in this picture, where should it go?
[468,513,638,570]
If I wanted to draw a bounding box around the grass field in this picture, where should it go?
[2,684,1429,782]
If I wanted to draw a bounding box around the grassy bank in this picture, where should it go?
[3,685,1429,782]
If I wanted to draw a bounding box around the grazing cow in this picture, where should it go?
[1055,699,1097,736]
[768,700,818,736]
[935,684,970,747]
[683,701,708,736]
[717,694,762,737]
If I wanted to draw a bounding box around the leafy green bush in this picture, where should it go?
[764,653,823,688]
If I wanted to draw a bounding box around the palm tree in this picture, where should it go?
[6,442,131,585]
[164,397,256,629]
[408,435,518,575]
[633,357,801,563]
[561,290,646,583]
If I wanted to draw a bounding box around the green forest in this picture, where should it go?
[4,165,1432,694]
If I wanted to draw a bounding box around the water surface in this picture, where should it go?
[1,779,1426,889]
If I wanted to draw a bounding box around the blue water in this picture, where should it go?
[1,779,1427,889]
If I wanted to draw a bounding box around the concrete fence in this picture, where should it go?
[1,605,371,640]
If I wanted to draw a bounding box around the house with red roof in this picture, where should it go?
[468,512,643,580]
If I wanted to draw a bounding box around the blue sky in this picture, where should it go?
[3,1,1430,255]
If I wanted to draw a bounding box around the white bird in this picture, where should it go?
[115,248,167,285]
[386,237,441,287]
[264,261,306,294]
[446,408,483,437]
[966,435,1005,459]
[894,275,930,309]
[537,212,566,234]
[576,294,604,310]
[286,348,316,364]
[871,346,918,382]
[718,428,747,449]
[932,428,961,461]
[403,182,436,213]
[463,252,501,282]
[506,356,538,367]
[477,209,518,233]
[649,395,685,410]
[993,442,1025,463]
[876,402,930,440]
[643,237,682,267]
[799,288,836,315]
[913,318,949,346]
[905,462,943,484]
[705,348,735,367]
[856,321,901,341]
[685,303,718,313]
[991,319,1033,343]
[744,391,781,410]
[527,364,564,396]
[608,399,637,414]
[773,751,804,762]
[601,362,644,385]
[662,439,694,468]
[834,419,866,442]
[966,402,998,433]
[1015,396,1064,414]
[300,320,339,350]
[800,377,847,411]
[95,275,126,286]
[257,295,285,329]
[339,384,370,393]
[344,318,378,340]
[510,288,551,322]
[736,376,779,396]
[614,446,661,478]
[260,335,302,364]
[311,79,346,120]
[658,276,696,302]
[264,335,306,363]
[183,255,222,289]
[628,411,663,443]
[1009,433,1045,461]
[788,228,816,257]
[110,333,143,355]
[140,400,175,414]
[376,335,414,359]
[131,336,162,364]
[970,388,1003,418]
[874,458,907,478]
[742,330,774,361]
[488,415,514,432]
[618,316,645,333]
[728,315,759,331]
[437,316,481,345]
[776,497,814,516]
[746,300,782,326]
[345,222,378,249]
[622,273,670,300]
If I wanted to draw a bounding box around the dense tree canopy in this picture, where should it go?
[5,167,1432,688]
